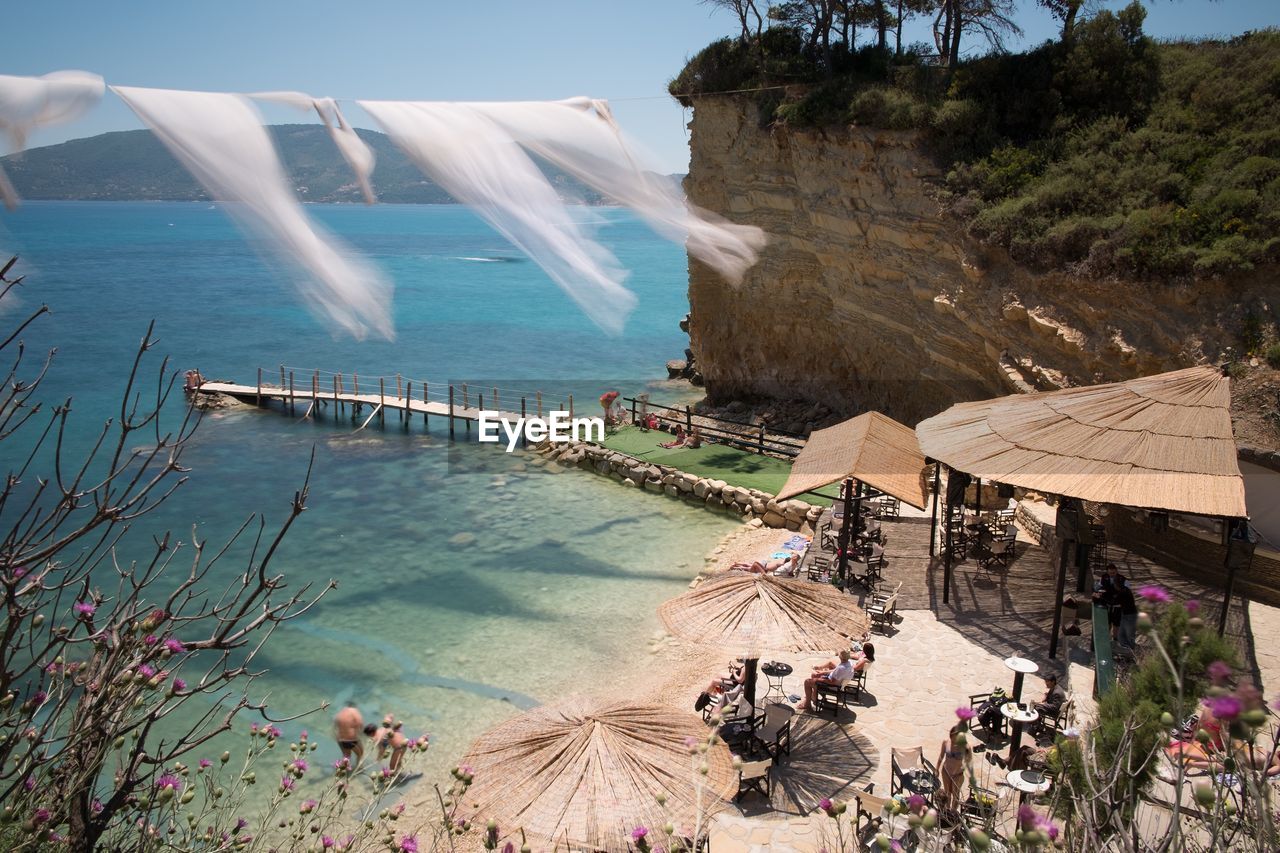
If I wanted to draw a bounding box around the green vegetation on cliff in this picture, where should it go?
[0,125,612,205]
[672,5,1280,280]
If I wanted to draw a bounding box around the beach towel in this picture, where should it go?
[782,535,810,551]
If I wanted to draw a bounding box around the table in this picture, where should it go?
[718,719,754,753]
[1006,769,1051,805]
[1004,656,1039,702]
[899,768,940,803]
[760,661,793,705]
[1001,703,1040,764]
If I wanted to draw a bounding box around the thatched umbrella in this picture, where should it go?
[916,365,1248,647]
[776,411,929,510]
[915,365,1245,517]
[659,572,870,655]
[459,698,736,852]
[658,572,870,709]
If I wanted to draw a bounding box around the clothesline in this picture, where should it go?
[0,71,766,340]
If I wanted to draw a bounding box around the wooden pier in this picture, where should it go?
[196,367,575,442]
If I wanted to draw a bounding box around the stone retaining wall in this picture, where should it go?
[533,439,823,531]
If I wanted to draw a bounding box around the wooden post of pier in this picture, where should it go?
[493,386,499,413]
[354,373,359,397]
[379,378,386,426]
[279,366,286,398]
[449,385,456,438]
[521,398,527,448]
[423,382,428,427]
[256,368,262,407]
[631,397,637,425]
[311,372,318,405]
[405,381,412,431]
[289,371,295,414]
[685,405,692,432]
[462,383,469,410]
[569,394,574,421]
[758,424,766,455]
[396,374,404,423]
[537,391,543,419]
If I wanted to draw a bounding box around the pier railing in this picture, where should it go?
[621,395,807,458]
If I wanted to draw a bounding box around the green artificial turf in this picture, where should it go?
[599,426,835,505]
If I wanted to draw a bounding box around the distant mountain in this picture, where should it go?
[0,125,643,204]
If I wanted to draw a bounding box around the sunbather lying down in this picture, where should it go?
[729,554,800,576]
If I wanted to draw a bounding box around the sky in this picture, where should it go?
[4,0,1278,175]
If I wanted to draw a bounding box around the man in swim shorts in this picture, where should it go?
[333,702,365,767]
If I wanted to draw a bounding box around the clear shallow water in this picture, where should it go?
[0,202,733,786]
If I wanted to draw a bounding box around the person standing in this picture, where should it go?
[936,723,971,813]
[333,702,365,767]
[365,717,409,773]
[1115,580,1139,650]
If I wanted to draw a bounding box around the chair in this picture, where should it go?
[852,782,889,835]
[875,496,900,520]
[1036,696,1074,739]
[815,667,868,717]
[890,746,939,803]
[980,537,1016,570]
[867,592,898,631]
[958,785,1002,827]
[751,703,794,761]
[968,691,1009,736]
[736,758,772,802]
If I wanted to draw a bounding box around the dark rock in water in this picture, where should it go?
[684,347,695,363]
[690,371,705,387]
[679,313,691,333]
[192,392,242,411]
[667,359,688,378]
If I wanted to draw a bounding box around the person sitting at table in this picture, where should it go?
[659,425,687,448]
[796,649,855,711]
[1033,673,1067,721]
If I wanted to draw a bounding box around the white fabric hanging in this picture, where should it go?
[0,70,105,210]
[112,85,393,340]
[251,91,376,205]
[360,98,636,334]
[469,97,765,285]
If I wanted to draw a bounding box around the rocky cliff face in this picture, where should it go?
[684,97,1275,425]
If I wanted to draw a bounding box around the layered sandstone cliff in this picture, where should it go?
[684,97,1276,425]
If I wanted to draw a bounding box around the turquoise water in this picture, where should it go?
[0,202,732,785]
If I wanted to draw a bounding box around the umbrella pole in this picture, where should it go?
[1049,534,1074,659]
[837,477,854,587]
[942,465,953,604]
[743,658,759,722]
[929,461,940,558]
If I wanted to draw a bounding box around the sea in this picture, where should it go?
[0,201,735,791]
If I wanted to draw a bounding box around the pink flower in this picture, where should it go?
[91,799,103,815]
[955,706,976,721]
[906,794,926,814]
[1205,695,1242,721]
[321,837,334,849]
[172,677,186,692]
[819,797,833,812]
[155,774,182,792]
[1207,660,1232,685]
[631,826,649,841]
[1138,585,1171,604]
[300,799,317,814]
[299,729,308,741]
[164,638,185,654]
[137,664,156,679]
[234,818,248,832]
[74,601,96,618]
[144,635,159,646]
[33,807,51,824]
[399,836,419,853]
[1185,599,1201,616]
[266,725,282,738]
[1017,803,1038,829]
[198,759,211,769]
[291,758,308,774]
[280,776,295,791]
[33,690,47,704]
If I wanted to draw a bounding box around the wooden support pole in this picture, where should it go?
[631,397,636,425]
[379,378,386,425]
[405,381,412,429]
[836,477,854,588]
[423,382,428,427]
[929,463,940,558]
[758,424,766,455]
[397,375,404,422]
[493,386,499,413]
[289,370,295,414]
[479,392,485,411]
[569,394,574,421]
[449,385,455,438]
[685,405,692,431]
[521,398,528,448]
[537,391,543,418]
[333,376,339,411]
[462,383,469,410]
[354,373,360,397]
[279,365,286,395]
[256,367,262,407]
[312,372,319,405]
